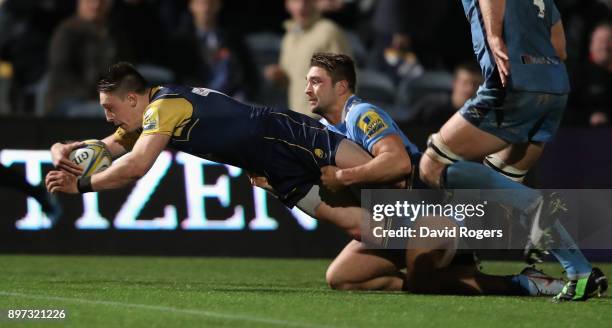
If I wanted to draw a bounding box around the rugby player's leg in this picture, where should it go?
[403,217,547,296]
[406,252,540,296]
[322,214,550,295]
[327,243,540,295]
[419,112,508,189]
[419,114,551,256]
[484,143,542,182]
[326,240,405,291]
[488,143,593,281]
[404,216,507,295]
[326,236,520,294]
[403,216,471,294]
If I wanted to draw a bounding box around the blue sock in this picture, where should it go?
[444,161,592,279]
[443,161,542,211]
[549,221,592,280]
[509,274,534,296]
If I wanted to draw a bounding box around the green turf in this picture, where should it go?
[0,256,609,328]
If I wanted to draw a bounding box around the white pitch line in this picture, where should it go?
[1,291,335,328]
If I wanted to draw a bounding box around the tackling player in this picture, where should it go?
[302,52,564,296]
[418,0,607,301]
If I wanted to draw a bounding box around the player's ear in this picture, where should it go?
[127,92,137,108]
[335,80,349,95]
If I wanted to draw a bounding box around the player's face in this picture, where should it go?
[100,92,142,132]
[305,66,337,115]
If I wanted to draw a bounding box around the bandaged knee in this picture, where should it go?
[484,154,528,182]
[425,133,464,165]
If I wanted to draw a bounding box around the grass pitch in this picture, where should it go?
[0,256,610,328]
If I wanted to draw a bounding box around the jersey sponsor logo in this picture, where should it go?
[191,88,212,97]
[533,0,545,18]
[358,111,388,138]
[191,87,227,97]
[143,107,159,131]
[313,148,327,160]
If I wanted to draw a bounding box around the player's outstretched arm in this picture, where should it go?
[89,133,170,192]
[101,134,132,159]
[46,133,169,194]
[50,133,129,176]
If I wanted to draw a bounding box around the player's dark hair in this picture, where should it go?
[97,62,148,96]
[310,53,356,92]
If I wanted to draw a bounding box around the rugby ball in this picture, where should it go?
[69,140,113,177]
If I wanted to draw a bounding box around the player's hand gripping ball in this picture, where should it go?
[69,140,113,177]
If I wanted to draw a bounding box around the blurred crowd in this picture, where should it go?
[0,0,610,127]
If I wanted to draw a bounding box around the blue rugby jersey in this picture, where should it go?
[320,95,421,161]
[462,0,570,94]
